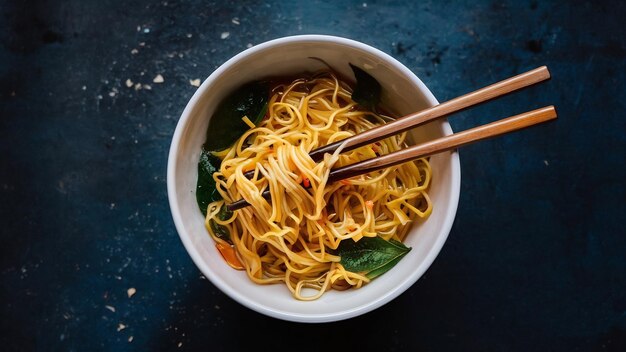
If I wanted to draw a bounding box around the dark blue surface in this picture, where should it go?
[1,0,625,350]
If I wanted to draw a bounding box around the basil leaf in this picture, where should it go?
[204,81,269,151]
[196,149,222,216]
[209,205,233,243]
[337,236,411,279]
[197,81,269,242]
[349,63,382,112]
[197,150,232,242]
[365,253,404,279]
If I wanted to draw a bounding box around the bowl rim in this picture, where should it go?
[167,34,461,322]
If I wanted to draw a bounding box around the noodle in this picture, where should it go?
[204,73,432,300]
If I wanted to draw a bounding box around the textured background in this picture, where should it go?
[1,0,625,350]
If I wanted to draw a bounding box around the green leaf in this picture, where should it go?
[365,253,404,279]
[197,81,269,241]
[337,236,411,279]
[196,150,231,242]
[204,81,270,151]
[209,205,233,243]
[196,149,222,216]
[349,63,382,112]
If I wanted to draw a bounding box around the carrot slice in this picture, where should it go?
[215,243,244,270]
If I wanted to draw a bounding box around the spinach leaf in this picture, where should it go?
[196,149,222,216]
[337,236,411,279]
[209,205,233,243]
[349,63,382,112]
[204,81,270,151]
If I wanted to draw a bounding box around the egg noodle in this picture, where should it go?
[205,73,432,300]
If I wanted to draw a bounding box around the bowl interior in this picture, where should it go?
[168,35,460,322]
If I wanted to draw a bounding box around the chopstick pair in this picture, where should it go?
[226,66,557,211]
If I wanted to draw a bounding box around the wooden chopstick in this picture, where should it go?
[240,66,550,179]
[226,106,557,211]
[307,66,551,162]
[327,106,557,182]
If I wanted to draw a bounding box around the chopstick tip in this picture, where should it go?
[549,105,558,119]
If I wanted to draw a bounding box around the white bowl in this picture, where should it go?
[167,35,460,323]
